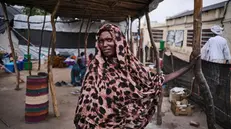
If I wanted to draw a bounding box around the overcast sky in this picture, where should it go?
[131,0,227,31]
[148,0,227,23]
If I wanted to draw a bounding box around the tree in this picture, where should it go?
[22,7,47,16]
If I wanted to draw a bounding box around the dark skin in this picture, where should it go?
[98,31,199,84]
[98,31,116,58]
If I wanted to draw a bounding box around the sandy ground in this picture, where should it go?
[0,63,223,129]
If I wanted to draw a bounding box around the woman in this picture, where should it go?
[74,24,198,128]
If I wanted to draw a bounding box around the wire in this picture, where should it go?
[221,0,231,27]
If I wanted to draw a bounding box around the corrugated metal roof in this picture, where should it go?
[167,1,227,20]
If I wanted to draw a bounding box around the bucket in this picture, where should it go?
[4,62,14,73]
[24,62,32,70]
[17,61,24,71]
[24,54,31,60]
[25,75,49,123]
[159,40,165,51]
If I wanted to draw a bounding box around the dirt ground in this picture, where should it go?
[0,63,223,129]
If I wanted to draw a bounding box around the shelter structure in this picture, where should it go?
[3,0,166,121]
[1,0,217,128]
[5,0,163,22]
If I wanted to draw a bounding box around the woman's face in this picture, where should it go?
[98,31,116,58]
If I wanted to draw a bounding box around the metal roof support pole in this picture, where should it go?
[84,18,92,64]
[49,0,61,117]
[191,0,216,128]
[38,12,47,71]
[27,7,32,75]
[78,19,84,55]
[1,2,21,91]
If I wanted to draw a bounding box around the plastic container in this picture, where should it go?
[4,62,14,73]
[159,40,165,51]
[24,62,32,70]
[17,61,24,71]
[24,54,31,60]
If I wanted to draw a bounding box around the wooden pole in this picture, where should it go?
[84,18,91,64]
[27,7,32,75]
[137,18,141,60]
[145,13,160,73]
[0,64,24,83]
[1,2,20,90]
[170,50,177,85]
[78,19,84,55]
[38,12,47,71]
[145,12,163,125]
[140,28,144,63]
[47,21,56,73]
[126,18,129,43]
[129,17,133,53]
[47,33,53,73]
[192,0,216,128]
[170,51,175,72]
[47,33,51,81]
[49,0,61,117]
[11,27,34,46]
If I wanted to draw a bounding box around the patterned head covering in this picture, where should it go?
[75,24,164,128]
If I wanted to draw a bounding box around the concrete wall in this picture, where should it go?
[141,2,231,60]
[223,2,231,49]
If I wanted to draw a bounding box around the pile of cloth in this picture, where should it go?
[51,56,67,68]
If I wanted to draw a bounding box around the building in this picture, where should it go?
[141,1,231,62]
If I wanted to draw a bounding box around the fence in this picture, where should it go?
[163,54,231,129]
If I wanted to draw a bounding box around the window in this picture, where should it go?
[202,29,214,45]
[151,29,163,43]
[187,30,193,46]
[186,29,214,47]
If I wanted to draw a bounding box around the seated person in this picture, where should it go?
[71,58,86,86]
[87,53,94,66]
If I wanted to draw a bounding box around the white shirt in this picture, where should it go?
[201,35,231,63]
